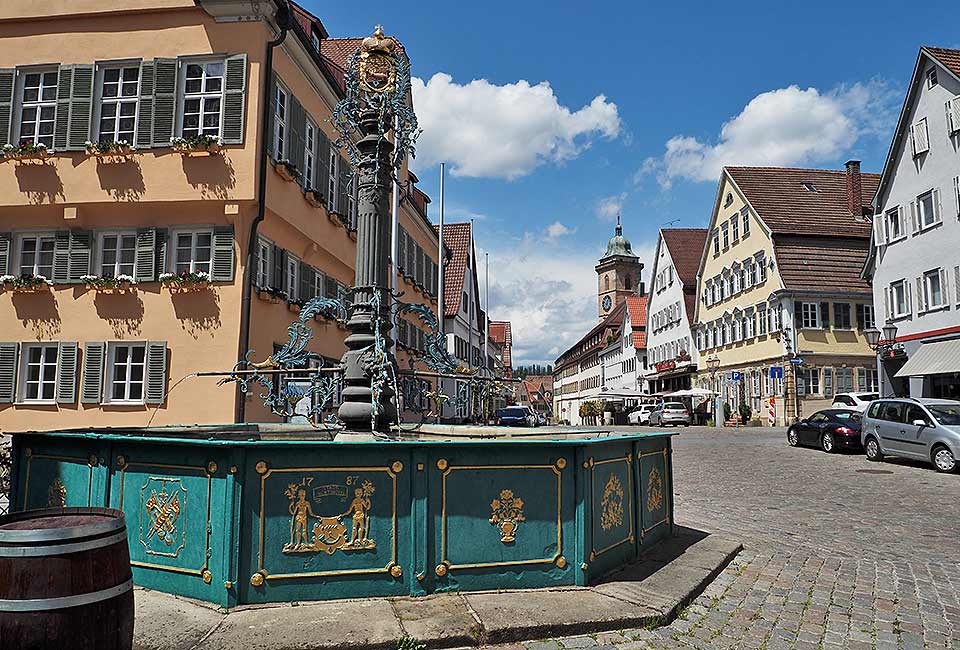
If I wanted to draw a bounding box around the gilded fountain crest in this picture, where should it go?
[647,467,664,513]
[283,477,377,555]
[489,489,525,543]
[140,477,186,557]
[600,473,625,531]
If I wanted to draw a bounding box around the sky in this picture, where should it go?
[308,0,960,365]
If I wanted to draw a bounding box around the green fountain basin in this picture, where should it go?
[9,425,675,607]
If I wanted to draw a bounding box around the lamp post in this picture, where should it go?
[782,331,799,422]
[707,355,721,428]
[864,320,900,397]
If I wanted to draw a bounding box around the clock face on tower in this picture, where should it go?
[602,295,612,312]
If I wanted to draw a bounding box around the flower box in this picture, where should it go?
[257,287,287,304]
[171,136,222,157]
[2,141,49,162]
[274,160,299,182]
[305,189,326,208]
[160,270,211,291]
[1,274,53,291]
[85,140,136,161]
[81,274,136,291]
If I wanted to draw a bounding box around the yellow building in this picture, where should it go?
[0,0,440,431]
[693,164,880,425]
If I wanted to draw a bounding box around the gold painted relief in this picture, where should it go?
[647,467,664,513]
[46,478,66,507]
[140,477,187,558]
[489,489,525,543]
[282,477,377,555]
[600,474,624,531]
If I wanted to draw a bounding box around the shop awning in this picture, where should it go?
[895,339,960,377]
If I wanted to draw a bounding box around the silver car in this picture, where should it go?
[649,401,691,427]
[861,398,960,473]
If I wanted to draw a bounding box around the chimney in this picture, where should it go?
[845,160,862,216]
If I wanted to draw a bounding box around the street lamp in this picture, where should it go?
[865,320,900,398]
[706,355,721,428]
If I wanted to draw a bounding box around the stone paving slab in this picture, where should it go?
[132,529,740,650]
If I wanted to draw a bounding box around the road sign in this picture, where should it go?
[731,371,742,381]
[789,357,804,365]
[770,366,784,379]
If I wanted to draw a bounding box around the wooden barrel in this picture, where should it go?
[0,507,134,650]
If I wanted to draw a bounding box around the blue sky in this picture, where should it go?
[309,0,958,364]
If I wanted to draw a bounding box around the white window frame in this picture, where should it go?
[16,231,56,278]
[94,62,141,145]
[911,117,929,156]
[758,309,768,336]
[891,279,909,318]
[731,217,739,242]
[860,303,875,330]
[18,343,59,403]
[170,228,214,275]
[97,230,138,279]
[286,252,300,302]
[312,268,324,299]
[721,222,729,249]
[327,148,339,212]
[15,66,59,149]
[712,229,720,256]
[303,118,316,190]
[917,189,940,230]
[741,208,750,238]
[272,82,287,159]
[923,268,946,310]
[178,57,226,139]
[256,237,272,288]
[885,207,903,241]
[347,171,357,225]
[801,302,821,329]
[105,341,147,404]
[757,257,768,283]
[926,67,938,89]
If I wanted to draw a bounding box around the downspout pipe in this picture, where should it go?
[236,2,291,423]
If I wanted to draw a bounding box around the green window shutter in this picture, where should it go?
[56,341,78,404]
[0,342,18,403]
[0,68,15,146]
[54,65,73,151]
[299,262,312,301]
[271,244,283,290]
[221,53,247,145]
[324,274,337,299]
[156,228,168,274]
[53,230,71,283]
[68,230,92,281]
[287,95,305,171]
[397,228,406,271]
[265,73,277,158]
[133,227,157,282]
[152,58,178,146]
[0,232,11,275]
[67,64,95,150]
[145,341,167,405]
[80,342,105,404]
[211,226,235,282]
[315,129,330,196]
[337,155,350,216]
[135,60,155,148]
[820,302,830,329]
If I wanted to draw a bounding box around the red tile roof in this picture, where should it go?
[660,229,708,288]
[434,222,473,317]
[726,167,879,237]
[489,321,512,369]
[773,236,871,295]
[625,294,648,350]
[925,46,960,79]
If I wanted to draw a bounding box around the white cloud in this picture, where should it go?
[596,193,626,221]
[479,236,654,365]
[642,80,897,187]
[545,221,574,239]
[411,73,621,180]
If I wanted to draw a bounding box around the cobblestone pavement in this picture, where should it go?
[467,427,960,650]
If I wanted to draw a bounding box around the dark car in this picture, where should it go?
[787,409,862,452]
[494,406,536,427]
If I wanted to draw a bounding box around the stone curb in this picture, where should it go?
[133,529,742,650]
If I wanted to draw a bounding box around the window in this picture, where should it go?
[917,190,940,229]
[712,229,720,256]
[857,367,878,392]
[327,149,339,212]
[17,68,58,148]
[272,83,287,157]
[856,304,874,330]
[181,60,224,138]
[757,308,767,335]
[800,302,820,329]
[98,232,136,278]
[20,344,58,402]
[911,117,929,156]
[891,280,909,318]
[256,238,272,287]
[803,368,820,395]
[97,65,139,144]
[758,257,767,283]
[347,172,357,225]
[18,233,55,277]
[286,254,300,301]
[462,291,469,313]
[731,217,739,242]
[721,222,729,248]
[107,343,145,403]
[768,306,781,332]
[835,368,854,394]
[926,67,938,88]
[303,120,316,189]
[801,182,818,193]
[885,207,903,241]
[311,32,321,52]
[313,269,325,299]
[173,230,213,275]
[923,269,945,309]
[833,303,852,330]
[741,208,750,237]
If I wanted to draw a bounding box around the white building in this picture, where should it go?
[644,229,708,394]
[864,46,960,400]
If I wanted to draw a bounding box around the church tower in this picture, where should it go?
[595,217,643,319]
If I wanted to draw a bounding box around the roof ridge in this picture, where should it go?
[727,165,880,177]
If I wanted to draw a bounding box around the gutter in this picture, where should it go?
[235,0,291,423]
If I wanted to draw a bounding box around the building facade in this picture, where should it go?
[693,165,879,424]
[644,228,707,394]
[0,0,441,430]
[864,47,960,400]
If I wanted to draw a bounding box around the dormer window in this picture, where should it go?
[801,182,818,193]
[311,31,321,52]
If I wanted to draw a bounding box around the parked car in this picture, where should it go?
[627,404,656,425]
[831,392,879,412]
[494,406,537,427]
[861,398,960,473]
[787,409,862,452]
[649,402,690,427]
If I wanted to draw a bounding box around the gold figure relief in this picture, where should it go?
[647,467,664,513]
[141,477,186,557]
[489,489,525,544]
[600,473,625,531]
[282,477,377,555]
[358,25,399,94]
[46,478,66,507]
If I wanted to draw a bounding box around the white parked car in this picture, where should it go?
[831,392,879,412]
[627,404,656,425]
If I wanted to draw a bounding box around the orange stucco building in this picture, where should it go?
[0,0,441,430]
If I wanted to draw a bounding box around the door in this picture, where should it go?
[877,401,911,457]
[802,412,830,446]
[902,404,936,459]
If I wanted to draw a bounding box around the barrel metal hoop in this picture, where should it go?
[0,578,133,612]
[0,530,129,557]
[0,508,126,543]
